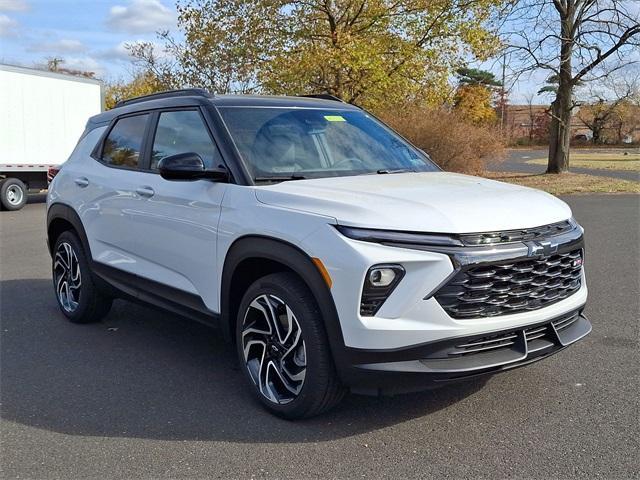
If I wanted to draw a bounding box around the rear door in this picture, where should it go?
[78,113,153,276]
[123,108,228,311]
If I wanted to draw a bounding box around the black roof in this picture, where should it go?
[88,90,359,127]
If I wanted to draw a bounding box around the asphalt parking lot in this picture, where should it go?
[1,195,639,479]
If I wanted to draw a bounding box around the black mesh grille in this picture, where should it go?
[435,249,583,318]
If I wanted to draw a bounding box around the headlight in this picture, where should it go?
[336,219,579,248]
[360,264,405,316]
[335,225,464,247]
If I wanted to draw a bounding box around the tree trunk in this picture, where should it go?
[547,9,574,174]
[547,89,572,173]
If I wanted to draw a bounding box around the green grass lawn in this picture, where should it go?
[526,153,640,171]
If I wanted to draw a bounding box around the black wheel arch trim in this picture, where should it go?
[47,203,92,258]
[221,235,351,375]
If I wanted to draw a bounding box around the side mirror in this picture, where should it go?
[158,152,229,182]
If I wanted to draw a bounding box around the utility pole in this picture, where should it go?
[500,53,507,133]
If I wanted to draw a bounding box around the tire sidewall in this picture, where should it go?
[0,178,27,211]
[235,274,330,418]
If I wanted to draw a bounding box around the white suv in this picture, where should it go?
[47,89,590,418]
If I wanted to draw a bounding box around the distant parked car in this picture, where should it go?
[47,89,591,418]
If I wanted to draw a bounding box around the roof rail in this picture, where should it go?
[115,88,213,108]
[298,94,345,103]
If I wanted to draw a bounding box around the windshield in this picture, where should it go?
[217,107,439,182]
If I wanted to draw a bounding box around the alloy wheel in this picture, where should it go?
[241,294,307,404]
[54,242,82,312]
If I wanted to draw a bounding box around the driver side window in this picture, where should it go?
[150,110,222,170]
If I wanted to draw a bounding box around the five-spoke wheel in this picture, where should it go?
[236,272,345,418]
[54,241,82,313]
[241,294,307,404]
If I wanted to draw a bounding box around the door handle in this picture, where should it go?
[74,177,89,187]
[136,186,155,198]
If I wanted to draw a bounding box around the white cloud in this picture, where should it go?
[96,40,170,72]
[0,0,28,12]
[60,56,103,75]
[27,38,86,53]
[106,0,174,34]
[97,40,136,61]
[0,13,17,36]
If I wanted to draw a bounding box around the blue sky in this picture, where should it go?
[0,0,174,81]
[0,0,570,103]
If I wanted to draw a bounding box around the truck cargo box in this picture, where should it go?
[0,63,103,211]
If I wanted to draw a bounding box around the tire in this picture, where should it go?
[52,231,112,323]
[0,178,28,211]
[236,272,345,419]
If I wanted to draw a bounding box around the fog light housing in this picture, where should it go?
[369,267,397,287]
[360,264,405,316]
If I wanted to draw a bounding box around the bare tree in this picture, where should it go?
[41,57,96,79]
[523,92,538,142]
[577,73,639,143]
[505,0,640,172]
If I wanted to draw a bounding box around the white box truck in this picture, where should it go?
[0,63,103,211]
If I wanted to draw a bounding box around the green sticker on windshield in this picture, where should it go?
[324,115,346,122]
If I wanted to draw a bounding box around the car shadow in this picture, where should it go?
[0,278,487,442]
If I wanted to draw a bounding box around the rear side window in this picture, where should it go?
[70,126,107,161]
[101,114,149,168]
[150,110,221,170]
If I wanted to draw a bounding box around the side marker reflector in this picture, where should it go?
[311,257,332,289]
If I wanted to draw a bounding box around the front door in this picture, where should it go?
[125,108,228,312]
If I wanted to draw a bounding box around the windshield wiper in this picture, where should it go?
[376,168,414,174]
[254,174,307,183]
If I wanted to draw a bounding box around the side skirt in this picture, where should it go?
[91,262,221,329]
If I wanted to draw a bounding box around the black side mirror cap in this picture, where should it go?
[158,152,229,182]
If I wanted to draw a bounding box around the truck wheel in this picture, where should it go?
[0,178,28,211]
[236,272,345,419]
[52,231,113,323]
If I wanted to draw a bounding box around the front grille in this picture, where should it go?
[449,312,579,358]
[435,248,583,319]
[458,220,574,246]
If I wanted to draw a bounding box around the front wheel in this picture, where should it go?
[236,272,345,419]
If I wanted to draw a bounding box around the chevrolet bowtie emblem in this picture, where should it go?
[526,240,559,257]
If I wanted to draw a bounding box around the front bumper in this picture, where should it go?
[304,220,587,351]
[300,219,590,393]
[339,307,591,395]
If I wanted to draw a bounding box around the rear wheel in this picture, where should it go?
[0,178,28,211]
[236,272,345,419]
[52,231,112,323]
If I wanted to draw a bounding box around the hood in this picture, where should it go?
[254,172,572,234]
